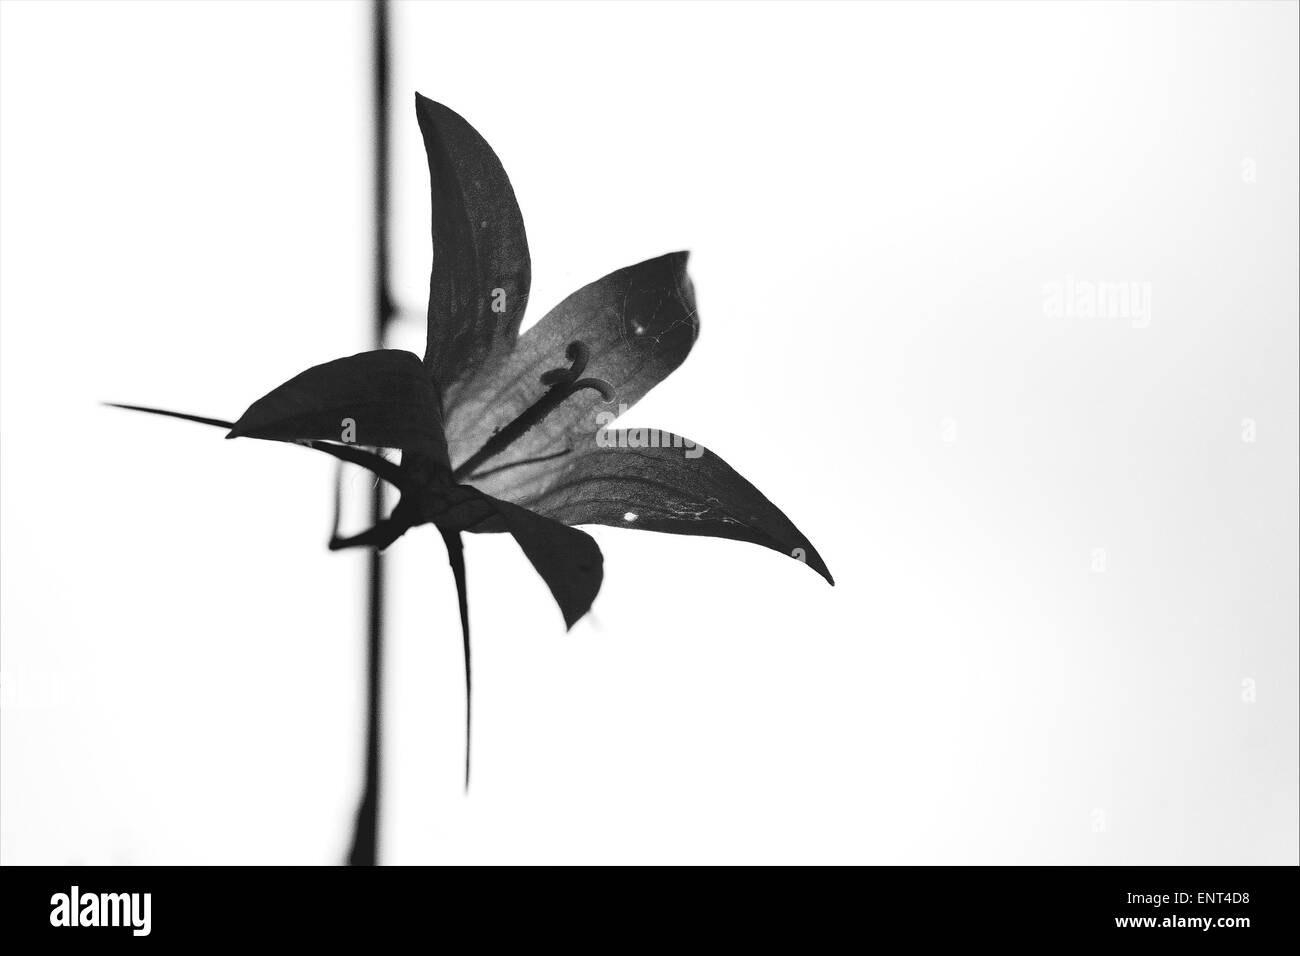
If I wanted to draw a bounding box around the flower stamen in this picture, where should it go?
[452,341,614,481]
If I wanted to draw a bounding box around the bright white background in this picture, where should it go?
[2,0,1296,865]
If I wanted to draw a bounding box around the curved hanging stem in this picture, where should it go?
[328,461,410,551]
[103,403,405,489]
[102,403,234,430]
[441,529,472,791]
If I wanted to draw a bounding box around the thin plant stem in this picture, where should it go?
[346,0,393,867]
[441,530,472,791]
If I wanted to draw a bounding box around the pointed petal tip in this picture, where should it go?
[562,585,598,630]
[662,249,690,271]
[414,93,461,123]
[799,546,834,586]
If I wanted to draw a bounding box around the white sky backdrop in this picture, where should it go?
[2,0,1296,864]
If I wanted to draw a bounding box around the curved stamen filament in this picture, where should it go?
[452,341,613,481]
[570,377,615,403]
[465,447,572,481]
[539,341,590,386]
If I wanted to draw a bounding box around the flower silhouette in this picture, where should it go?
[111,94,831,785]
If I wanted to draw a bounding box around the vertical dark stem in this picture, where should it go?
[347,0,393,867]
[440,530,472,791]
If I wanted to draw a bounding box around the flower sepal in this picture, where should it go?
[229,349,450,465]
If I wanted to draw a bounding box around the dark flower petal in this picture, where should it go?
[416,94,531,394]
[463,496,604,630]
[509,431,833,585]
[228,349,449,464]
[445,252,698,486]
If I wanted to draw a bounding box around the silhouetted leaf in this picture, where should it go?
[446,252,698,493]
[228,349,449,464]
[516,431,833,585]
[417,94,531,394]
